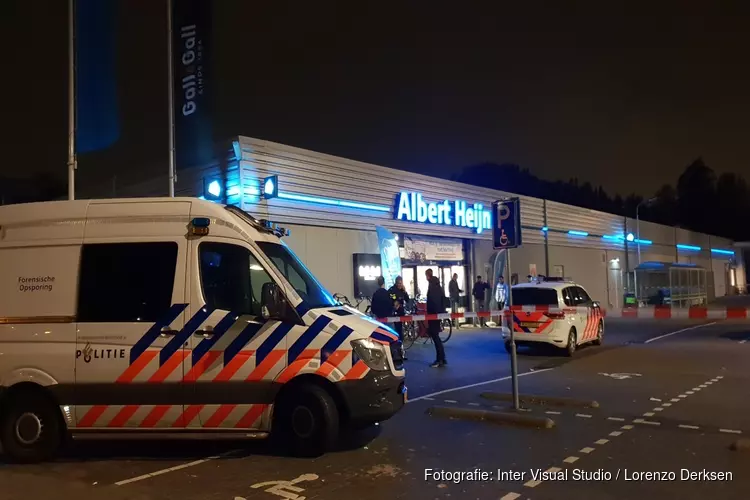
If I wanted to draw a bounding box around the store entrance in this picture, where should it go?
[401,265,467,302]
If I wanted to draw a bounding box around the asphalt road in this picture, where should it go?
[2,318,749,500]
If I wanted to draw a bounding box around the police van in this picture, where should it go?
[0,198,406,462]
[501,278,604,356]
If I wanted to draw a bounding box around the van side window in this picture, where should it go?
[77,242,178,322]
[199,242,275,316]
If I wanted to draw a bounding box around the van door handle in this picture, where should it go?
[160,327,178,337]
[194,327,214,339]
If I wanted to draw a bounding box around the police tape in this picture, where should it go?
[374,306,750,324]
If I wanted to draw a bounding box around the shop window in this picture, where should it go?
[77,242,178,322]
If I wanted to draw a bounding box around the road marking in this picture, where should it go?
[650,397,662,402]
[580,447,595,454]
[634,419,661,426]
[444,400,458,403]
[407,368,554,402]
[663,403,672,407]
[692,388,701,391]
[678,394,688,398]
[643,412,655,417]
[621,425,634,430]
[609,431,622,437]
[524,479,542,488]
[719,429,742,434]
[607,417,625,422]
[546,410,562,415]
[595,439,609,445]
[468,402,480,406]
[679,424,700,430]
[500,493,522,500]
[422,397,435,401]
[653,408,664,412]
[686,391,695,395]
[670,398,680,402]
[699,385,708,388]
[644,322,717,344]
[717,376,724,379]
[563,456,579,463]
[115,452,236,486]
[576,413,593,419]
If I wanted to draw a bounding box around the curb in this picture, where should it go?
[480,392,600,409]
[426,406,555,429]
[730,439,750,452]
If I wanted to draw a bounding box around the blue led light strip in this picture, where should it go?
[711,248,734,256]
[677,244,702,251]
[568,230,589,237]
[278,192,391,212]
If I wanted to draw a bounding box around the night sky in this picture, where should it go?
[4,0,750,196]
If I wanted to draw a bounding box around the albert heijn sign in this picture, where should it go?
[394,191,492,234]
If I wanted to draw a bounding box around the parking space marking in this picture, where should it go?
[609,431,622,437]
[580,447,595,454]
[653,407,664,411]
[643,412,655,417]
[719,429,742,434]
[500,493,522,500]
[662,403,672,407]
[595,439,609,445]
[563,456,579,464]
[406,368,553,403]
[607,417,625,422]
[679,424,700,430]
[670,398,681,402]
[575,413,592,419]
[115,452,235,486]
[643,322,717,344]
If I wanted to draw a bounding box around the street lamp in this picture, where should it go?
[636,197,657,264]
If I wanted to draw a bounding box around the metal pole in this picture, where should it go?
[167,0,176,197]
[507,249,519,410]
[67,0,77,200]
[636,203,641,265]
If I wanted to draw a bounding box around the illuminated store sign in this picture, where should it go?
[395,192,492,234]
[358,265,381,281]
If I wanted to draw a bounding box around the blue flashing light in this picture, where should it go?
[711,248,735,256]
[677,244,701,251]
[226,186,240,197]
[264,178,275,196]
[207,180,222,198]
[278,192,391,212]
[626,233,635,242]
[568,230,589,237]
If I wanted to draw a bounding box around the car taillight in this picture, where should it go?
[544,311,565,319]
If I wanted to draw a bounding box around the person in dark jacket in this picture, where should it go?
[425,269,447,367]
[389,276,409,360]
[371,276,393,319]
[448,273,462,328]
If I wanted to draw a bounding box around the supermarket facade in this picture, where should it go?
[106,136,746,310]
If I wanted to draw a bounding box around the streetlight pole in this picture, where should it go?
[636,197,657,265]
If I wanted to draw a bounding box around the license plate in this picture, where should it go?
[520,322,538,328]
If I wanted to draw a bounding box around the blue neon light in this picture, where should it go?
[602,234,619,241]
[394,191,492,234]
[568,230,589,237]
[677,244,701,251]
[635,239,652,245]
[207,180,221,198]
[278,192,390,212]
[711,248,735,256]
[541,226,548,232]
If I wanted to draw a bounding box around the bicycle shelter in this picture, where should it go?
[634,261,708,307]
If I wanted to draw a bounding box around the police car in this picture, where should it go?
[0,198,405,462]
[502,278,603,356]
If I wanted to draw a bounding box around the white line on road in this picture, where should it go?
[546,410,562,415]
[444,400,458,403]
[699,385,708,388]
[717,376,724,379]
[686,391,695,395]
[678,394,688,398]
[653,407,664,412]
[634,419,661,426]
[115,452,235,486]
[500,493,522,500]
[643,412,655,417]
[575,413,593,419]
[621,425,634,430]
[595,439,609,445]
[609,431,622,437]
[663,403,672,407]
[644,322,718,344]
[563,456,579,463]
[468,402,480,406]
[607,417,625,422]
[407,368,554,403]
[679,424,700,430]
[719,429,742,434]
[524,479,542,488]
[580,447,595,454]
[670,398,681,402]
[650,397,662,402]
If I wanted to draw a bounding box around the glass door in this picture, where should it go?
[416,265,438,302]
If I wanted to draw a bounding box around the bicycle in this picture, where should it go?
[333,293,372,316]
[401,300,452,350]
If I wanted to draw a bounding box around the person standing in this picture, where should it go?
[425,269,447,367]
[448,273,462,328]
[371,276,393,320]
[472,275,489,327]
[389,276,409,360]
[495,275,509,310]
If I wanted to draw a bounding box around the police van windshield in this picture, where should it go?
[256,242,337,309]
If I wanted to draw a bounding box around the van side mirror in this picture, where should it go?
[261,282,285,320]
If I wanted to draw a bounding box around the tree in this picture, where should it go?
[676,158,717,234]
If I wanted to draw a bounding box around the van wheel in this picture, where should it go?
[592,321,604,346]
[0,390,62,463]
[274,383,339,456]
[564,328,577,357]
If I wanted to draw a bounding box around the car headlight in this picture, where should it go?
[351,338,389,371]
